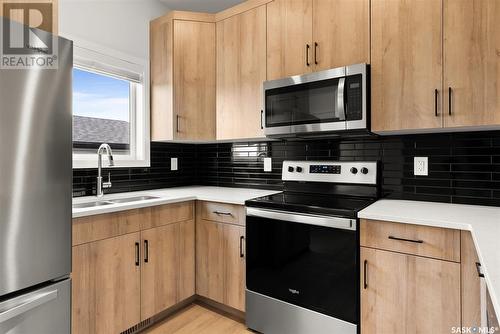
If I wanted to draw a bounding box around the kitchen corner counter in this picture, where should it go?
[359,199,500,319]
[72,186,281,219]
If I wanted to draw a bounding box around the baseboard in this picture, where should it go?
[195,295,246,323]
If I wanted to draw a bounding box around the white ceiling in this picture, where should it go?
[160,0,245,13]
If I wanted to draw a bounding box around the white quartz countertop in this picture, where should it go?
[359,199,500,319]
[72,186,281,219]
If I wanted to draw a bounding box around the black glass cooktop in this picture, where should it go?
[245,192,376,219]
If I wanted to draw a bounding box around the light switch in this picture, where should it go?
[171,157,178,171]
[264,158,272,172]
[414,157,428,176]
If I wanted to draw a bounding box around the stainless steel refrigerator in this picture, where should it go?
[0,19,72,333]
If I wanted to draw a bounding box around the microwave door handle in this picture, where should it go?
[337,78,346,121]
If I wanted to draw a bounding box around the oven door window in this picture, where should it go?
[265,78,342,128]
[246,215,358,324]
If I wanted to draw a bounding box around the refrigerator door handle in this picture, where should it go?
[0,290,58,323]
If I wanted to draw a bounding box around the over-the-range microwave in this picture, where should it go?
[262,63,369,138]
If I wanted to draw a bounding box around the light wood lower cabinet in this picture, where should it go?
[140,220,195,320]
[360,247,461,334]
[72,202,195,334]
[196,219,246,312]
[461,231,482,328]
[72,233,141,334]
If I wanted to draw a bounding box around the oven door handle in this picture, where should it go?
[246,207,356,231]
[336,77,346,121]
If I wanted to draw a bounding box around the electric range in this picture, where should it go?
[245,160,379,334]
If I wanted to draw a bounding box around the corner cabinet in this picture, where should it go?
[216,5,267,140]
[266,0,369,80]
[371,0,500,133]
[150,13,216,141]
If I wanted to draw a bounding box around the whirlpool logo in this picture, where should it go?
[1,1,58,69]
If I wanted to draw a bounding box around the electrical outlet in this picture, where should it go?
[263,158,272,172]
[171,157,178,171]
[414,157,428,176]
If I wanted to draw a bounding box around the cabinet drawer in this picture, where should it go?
[360,219,460,262]
[146,201,195,229]
[198,201,245,226]
[72,208,147,246]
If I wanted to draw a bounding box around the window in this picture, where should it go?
[73,68,132,152]
[72,44,150,168]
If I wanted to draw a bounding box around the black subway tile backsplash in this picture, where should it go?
[73,131,500,207]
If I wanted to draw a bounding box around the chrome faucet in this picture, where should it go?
[97,143,114,198]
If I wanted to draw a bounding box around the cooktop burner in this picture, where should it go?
[246,160,379,219]
[246,192,376,219]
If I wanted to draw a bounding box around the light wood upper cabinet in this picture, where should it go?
[267,0,370,81]
[174,20,216,140]
[141,220,195,320]
[150,15,216,141]
[266,0,313,80]
[216,5,267,140]
[72,233,141,334]
[371,0,443,132]
[444,0,500,128]
[360,247,461,334]
[312,0,370,71]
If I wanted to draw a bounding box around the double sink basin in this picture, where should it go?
[73,195,160,209]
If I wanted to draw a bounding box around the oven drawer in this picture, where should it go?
[198,201,245,226]
[360,219,460,262]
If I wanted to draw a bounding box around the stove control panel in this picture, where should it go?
[282,161,377,185]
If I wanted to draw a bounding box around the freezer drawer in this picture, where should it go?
[0,279,70,334]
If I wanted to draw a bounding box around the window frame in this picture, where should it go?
[71,40,150,169]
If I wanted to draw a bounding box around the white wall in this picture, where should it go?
[59,0,169,61]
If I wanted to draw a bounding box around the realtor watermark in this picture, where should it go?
[452,326,500,334]
[1,1,58,69]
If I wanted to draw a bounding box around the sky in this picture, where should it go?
[73,68,130,122]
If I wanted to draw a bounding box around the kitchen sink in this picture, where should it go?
[72,201,114,209]
[109,196,160,204]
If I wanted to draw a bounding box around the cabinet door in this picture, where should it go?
[178,220,195,302]
[196,219,225,303]
[360,247,460,334]
[267,0,313,80]
[371,0,442,132]
[444,0,500,128]
[312,0,369,71]
[461,231,482,328]
[72,233,141,334]
[140,224,177,320]
[216,5,267,140]
[173,20,216,140]
[223,224,246,311]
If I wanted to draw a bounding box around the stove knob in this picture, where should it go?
[288,166,295,173]
[361,167,369,175]
[296,166,303,173]
[350,167,358,174]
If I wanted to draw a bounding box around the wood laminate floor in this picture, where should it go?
[144,304,253,334]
